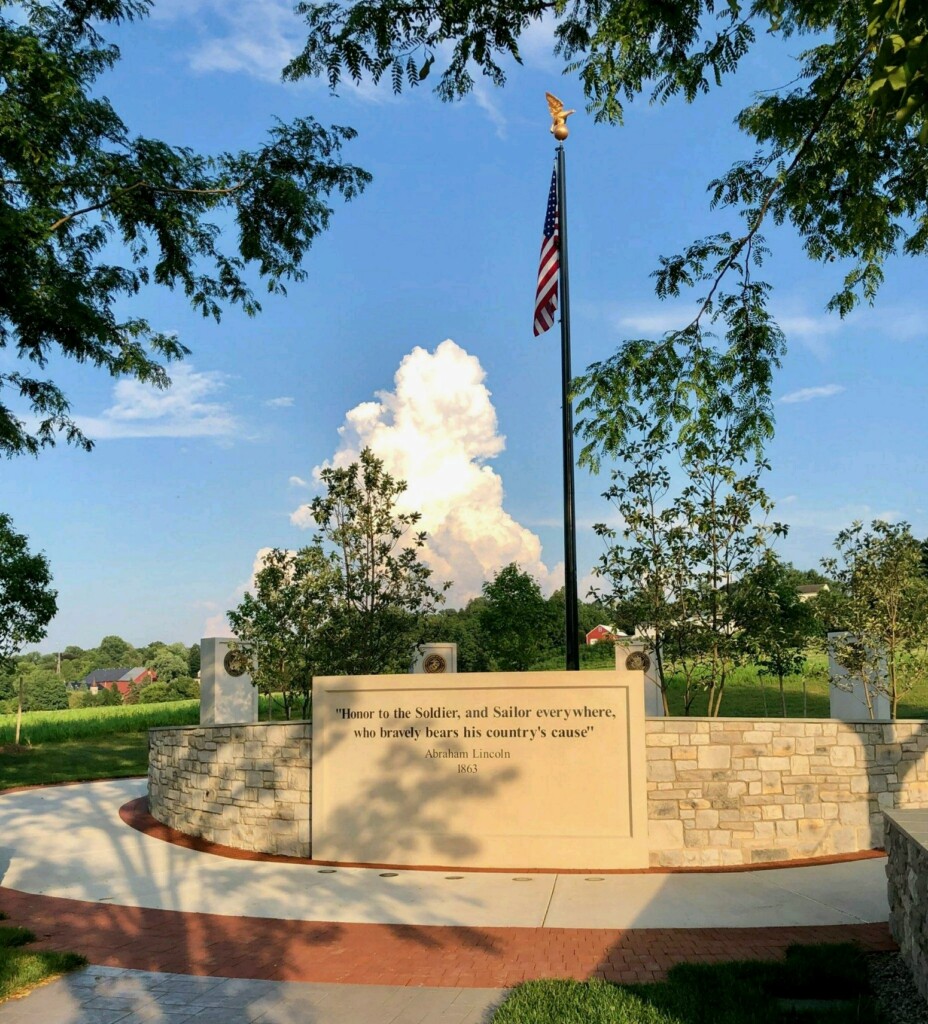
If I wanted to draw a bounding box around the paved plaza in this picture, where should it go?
[0,778,898,1023]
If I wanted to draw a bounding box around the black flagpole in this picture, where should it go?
[556,143,580,671]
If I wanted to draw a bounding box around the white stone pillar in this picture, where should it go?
[200,637,258,725]
[827,631,891,721]
[616,640,665,717]
[410,643,458,674]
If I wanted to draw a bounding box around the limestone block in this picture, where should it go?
[648,819,684,848]
[829,746,856,767]
[697,745,731,770]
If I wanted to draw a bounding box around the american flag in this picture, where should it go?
[533,169,559,336]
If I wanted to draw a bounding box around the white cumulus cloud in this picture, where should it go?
[291,339,560,603]
[201,547,280,638]
[779,384,845,405]
[76,364,239,440]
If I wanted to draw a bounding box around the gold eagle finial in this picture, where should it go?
[546,92,575,140]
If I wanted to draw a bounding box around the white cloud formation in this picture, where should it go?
[472,81,508,139]
[615,309,691,334]
[266,396,295,408]
[289,475,310,488]
[517,12,560,68]
[150,0,396,102]
[151,0,300,84]
[201,547,279,638]
[775,313,842,360]
[76,365,239,440]
[779,384,845,405]
[291,339,560,602]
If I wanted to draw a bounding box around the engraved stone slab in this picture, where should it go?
[200,637,258,725]
[312,669,648,869]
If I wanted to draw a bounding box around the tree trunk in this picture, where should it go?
[15,672,24,745]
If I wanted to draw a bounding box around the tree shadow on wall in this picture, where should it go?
[318,735,520,866]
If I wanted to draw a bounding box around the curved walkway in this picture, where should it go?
[0,779,897,1020]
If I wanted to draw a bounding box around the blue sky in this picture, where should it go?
[5,1,927,652]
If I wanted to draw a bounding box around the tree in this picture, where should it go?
[420,603,490,672]
[187,643,201,678]
[0,513,57,667]
[590,375,786,716]
[479,563,549,671]
[21,668,68,710]
[732,554,820,716]
[305,447,449,675]
[75,683,122,708]
[93,635,135,668]
[228,546,342,720]
[285,0,928,453]
[0,0,370,457]
[148,649,187,684]
[820,520,928,718]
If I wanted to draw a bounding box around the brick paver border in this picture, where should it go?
[0,885,896,988]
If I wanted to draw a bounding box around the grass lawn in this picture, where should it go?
[0,734,148,791]
[533,646,928,718]
[0,918,85,1004]
[492,944,882,1023]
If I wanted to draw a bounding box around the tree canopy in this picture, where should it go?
[0,513,57,666]
[0,0,370,458]
[307,447,449,674]
[286,0,928,449]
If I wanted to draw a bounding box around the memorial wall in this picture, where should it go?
[312,669,649,868]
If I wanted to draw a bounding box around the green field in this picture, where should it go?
[0,695,297,791]
[0,700,200,746]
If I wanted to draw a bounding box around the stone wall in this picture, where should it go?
[885,810,928,999]
[646,719,928,867]
[148,717,928,866]
[148,722,311,857]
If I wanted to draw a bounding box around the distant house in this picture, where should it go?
[585,625,618,646]
[797,584,829,603]
[72,668,130,693]
[75,666,156,696]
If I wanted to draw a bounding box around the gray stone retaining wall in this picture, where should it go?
[148,721,311,856]
[885,810,928,1000]
[148,717,928,864]
[646,719,928,867]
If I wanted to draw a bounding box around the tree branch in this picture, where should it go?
[680,46,870,337]
[48,177,253,233]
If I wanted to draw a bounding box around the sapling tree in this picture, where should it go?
[479,563,549,671]
[590,365,786,716]
[732,554,820,716]
[303,447,449,675]
[229,546,341,720]
[820,520,928,719]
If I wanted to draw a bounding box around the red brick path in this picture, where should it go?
[0,885,896,987]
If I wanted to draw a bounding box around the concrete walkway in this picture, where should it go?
[0,779,898,1023]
